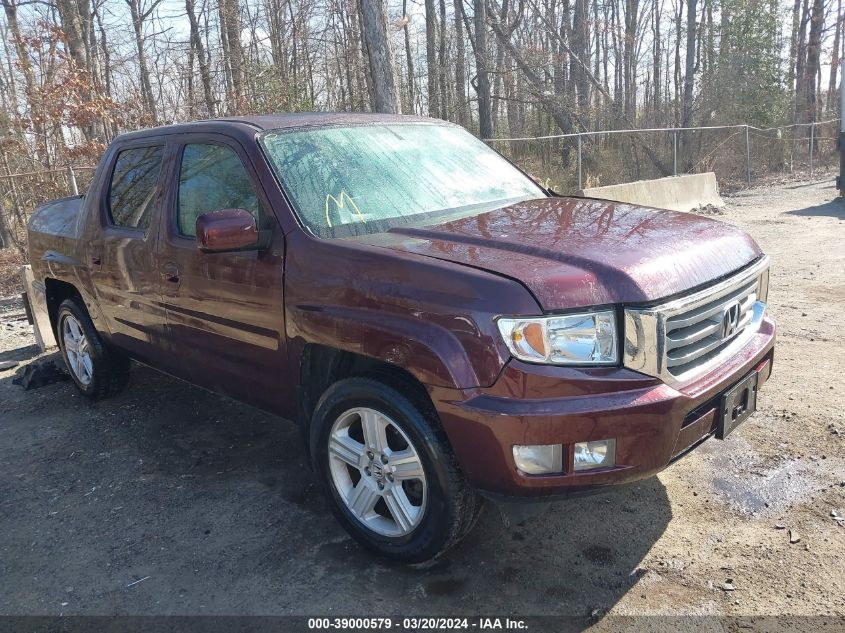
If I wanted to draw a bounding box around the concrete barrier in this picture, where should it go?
[577,172,724,212]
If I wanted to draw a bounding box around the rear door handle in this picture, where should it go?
[161,263,180,284]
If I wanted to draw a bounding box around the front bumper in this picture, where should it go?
[430,313,776,498]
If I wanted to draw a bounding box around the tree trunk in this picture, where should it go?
[474,0,492,137]
[826,0,841,114]
[625,0,638,119]
[680,0,697,128]
[787,0,801,93]
[652,0,661,122]
[503,52,521,157]
[360,0,400,113]
[126,0,159,123]
[438,0,448,118]
[794,0,810,117]
[424,0,440,117]
[55,0,88,74]
[402,0,416,112]
[799,0,824,123]
[1,0,49,163]
[490,0,508,133]
[220,0,246,108]
[186,0,216,116]
[673,0,682,125]
[573,0,590,112]
[0,205,15,250]
[453,0,467,125]
[55,0,104,140]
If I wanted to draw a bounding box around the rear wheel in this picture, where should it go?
[57,298,130,400]
[311,377,481,563]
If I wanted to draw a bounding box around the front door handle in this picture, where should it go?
[161,263,180,284]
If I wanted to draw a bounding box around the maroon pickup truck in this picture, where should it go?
[27,113,775,562]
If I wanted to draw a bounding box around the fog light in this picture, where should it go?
[573,439,616,471]
[513,444,563,474]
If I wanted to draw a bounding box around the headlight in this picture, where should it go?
[497,310,618,365]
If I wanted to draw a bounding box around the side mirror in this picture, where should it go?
[196,208,259,252]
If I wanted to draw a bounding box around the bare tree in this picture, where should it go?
[2,0,48,163]
[186,0,216,116]
[825,0,841,114]
[361,0,400,112]
[799,0,824,122]
[474,0,492,136]
[424,0,440,116]
[401,0,416,111]
[453,0,467,125]
[126,0,163,122]
[219,0,246,109]
[680,0,697,127]
[0,0,840,236]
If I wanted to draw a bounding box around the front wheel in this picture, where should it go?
[311,377,481,563]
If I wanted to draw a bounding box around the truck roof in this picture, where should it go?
[114,112,443,143]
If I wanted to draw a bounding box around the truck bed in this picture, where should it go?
[28,195,85,239]
[27,194,86,285]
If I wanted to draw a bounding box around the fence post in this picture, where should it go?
[745,125,751,184]
[840,59,845,196]
[577,134,582,191]
[67,166,79,196]
[809,121,815,177]
[673,130,678,176]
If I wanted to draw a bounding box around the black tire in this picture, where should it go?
[310,377,481,563]
[56,297,130,400]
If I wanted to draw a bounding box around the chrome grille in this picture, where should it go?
[664,279,757,376]
[623,256,769,386]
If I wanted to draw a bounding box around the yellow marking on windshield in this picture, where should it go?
[324,192,365,228]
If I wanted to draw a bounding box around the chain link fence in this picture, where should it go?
[0,165,96,250]
[486,119,842,193]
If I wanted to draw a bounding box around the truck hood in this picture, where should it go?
[361,197,762,310]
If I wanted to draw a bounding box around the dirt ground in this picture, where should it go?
[0,177,843,626]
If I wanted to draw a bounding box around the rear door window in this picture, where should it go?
[107,146,164,231]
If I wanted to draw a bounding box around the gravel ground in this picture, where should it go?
[0,178,843,626]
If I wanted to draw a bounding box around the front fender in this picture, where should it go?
[287,304,479,388]
[283,231,542,390]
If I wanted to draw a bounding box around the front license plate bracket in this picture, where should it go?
[717,372,758,439]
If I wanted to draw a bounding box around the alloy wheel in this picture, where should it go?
[328,407,428,537]
[62,314,93,386]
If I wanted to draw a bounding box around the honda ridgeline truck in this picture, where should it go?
[27,114,776,562]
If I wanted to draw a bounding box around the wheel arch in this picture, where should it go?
[44,278,84,339]
[298,344,441,459]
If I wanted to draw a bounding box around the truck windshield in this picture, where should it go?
[259,123,546,238]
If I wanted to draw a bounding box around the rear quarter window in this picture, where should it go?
[107,146,164,231]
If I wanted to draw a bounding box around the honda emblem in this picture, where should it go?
[721,301,741,340]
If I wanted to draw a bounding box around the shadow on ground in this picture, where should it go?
[785,197,845,220]
[0,343,40,364]
[0,352,671,619]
